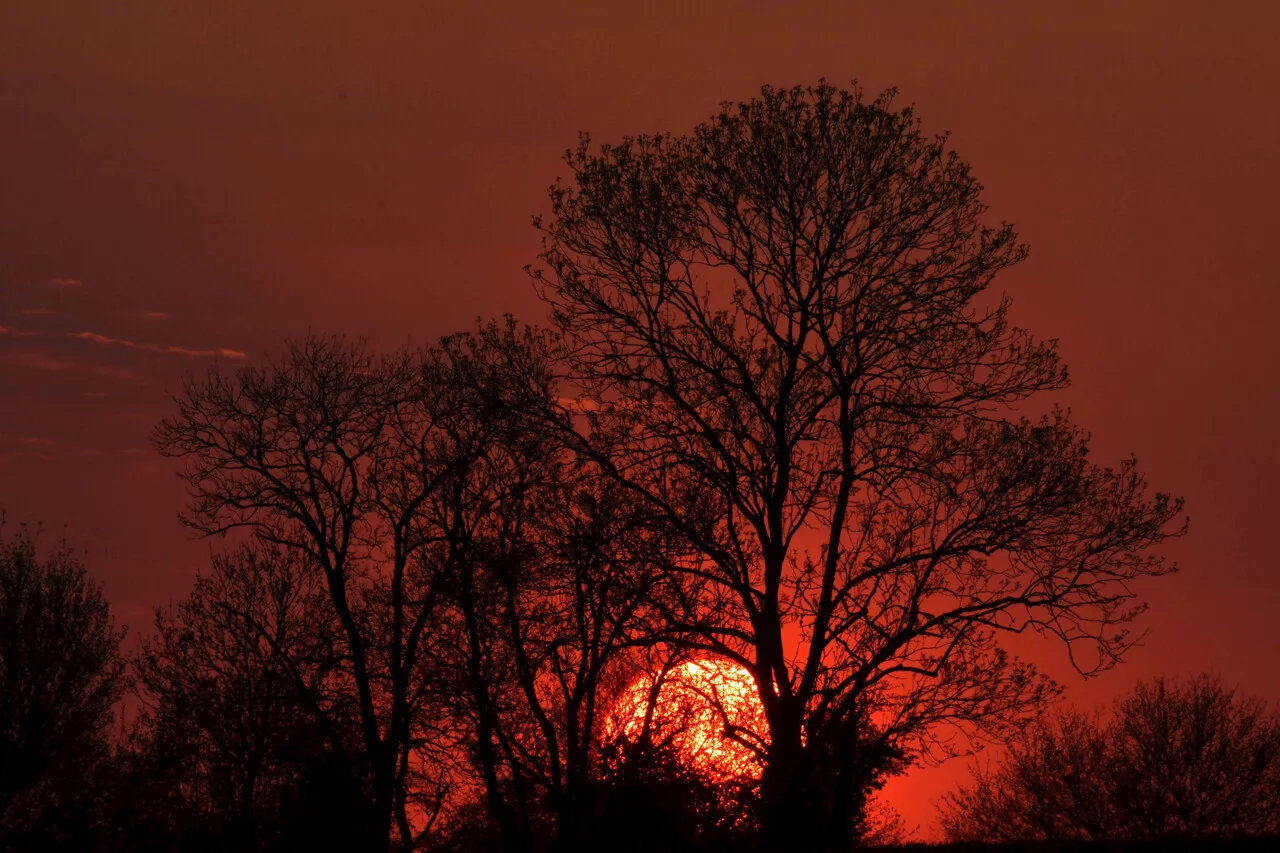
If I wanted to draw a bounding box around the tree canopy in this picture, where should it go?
[939,675,1280,842]
[530,81,1185,847]
[0,524,127,845]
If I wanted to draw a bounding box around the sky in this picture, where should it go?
[2,0,1278,837]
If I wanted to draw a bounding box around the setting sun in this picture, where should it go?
[609,659,769,780]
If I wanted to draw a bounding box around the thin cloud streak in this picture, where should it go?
[70,331,246,359]
[0,433,55,448]
[0,349,144,383]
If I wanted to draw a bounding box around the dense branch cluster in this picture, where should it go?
[0,526,128,846]
[939,675,1280,842]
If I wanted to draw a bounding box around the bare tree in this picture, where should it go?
[938,706,1115,842]
[425,326,679,850]
[530,81,1185,847]
[153,331,536,851]
[939,674,1280,841]
[1113,675,1280,839]
[134,542,349,850]
[0,522,127,844]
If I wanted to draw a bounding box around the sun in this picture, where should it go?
[608,658,768,780]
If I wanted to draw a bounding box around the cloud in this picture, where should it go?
[556,395,601,412]
[0,325,39,337]
[0,435,104,466]
[0,349,143,383]
[21,308,54,317]
[47,278,83,287]
[142,311,170,319]
[0,433,54,448]
[0,436,122,465]
[70,331,246,359]
[0,450,54,464]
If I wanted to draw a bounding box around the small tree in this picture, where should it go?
[1113,675,1280,839]
[531,81,1185,848]
[939,674,1280,841]
[0,522,127,844]
[133,542,355,850]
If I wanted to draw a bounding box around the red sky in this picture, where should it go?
[2,1,1277,837]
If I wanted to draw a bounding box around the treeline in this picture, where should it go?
[1,473,756,852]
[1,82,1201,851]
[7,527,1280,852]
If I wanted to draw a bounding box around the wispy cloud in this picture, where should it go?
[0,349,143,383]
[0,433,54,448]
[142,311,170,320]
[0,325,40,337]
[0,434,75,465]
[21,308,54,317]
[70,331,246,359]
[0,437,124,465]
[47,278,83,287]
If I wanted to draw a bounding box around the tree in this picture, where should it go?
[132,542,358,851]
[530,81,1185,848]
[408,327,679,851]
[939,674,1280,841]
[1114,675,1280,839]
[155,336,453,850]
[938,706,1114,842]
[152,323,558,851]
[0,522,128,845]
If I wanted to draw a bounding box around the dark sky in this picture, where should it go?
[2,0,1277,836]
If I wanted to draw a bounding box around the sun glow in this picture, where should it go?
[608,658,769,780]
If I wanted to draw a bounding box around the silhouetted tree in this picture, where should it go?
[417,326,683,851]
[584,730,750,853]
[132,542,362,850]
[530,81,1185,849]
[155,337,457,850]
[1112,675,1280,839]
[938,674,1280,842]
[153,323,558,850]
[0,522,127,848]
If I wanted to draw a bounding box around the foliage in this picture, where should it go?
[0,522,128,848]
[939,675,1280,842]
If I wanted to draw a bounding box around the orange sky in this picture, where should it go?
[2,1,1278,838]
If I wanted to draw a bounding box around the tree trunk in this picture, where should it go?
[760,717,865,852]
[760,705,811,851]
[371,758,396,853]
